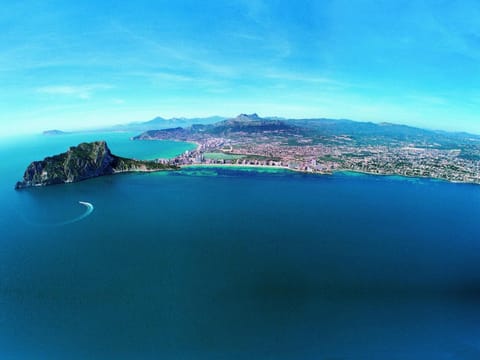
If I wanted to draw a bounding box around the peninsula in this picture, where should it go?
[15,141,176,189]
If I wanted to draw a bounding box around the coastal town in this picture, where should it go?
[159,141,480,183]
[137,115,480,184]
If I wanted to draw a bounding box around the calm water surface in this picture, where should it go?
[1,133,480,359]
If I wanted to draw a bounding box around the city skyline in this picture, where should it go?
[2,0,480,136]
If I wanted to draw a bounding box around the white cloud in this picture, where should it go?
[264,71,343,85]
[36,84,112,99]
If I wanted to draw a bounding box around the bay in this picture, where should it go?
[1,133,480,359]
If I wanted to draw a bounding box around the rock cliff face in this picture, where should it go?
[15,141,175,189]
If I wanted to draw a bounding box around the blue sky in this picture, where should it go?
[1,0,480,136]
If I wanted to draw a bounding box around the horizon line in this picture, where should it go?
[2,113,480,139]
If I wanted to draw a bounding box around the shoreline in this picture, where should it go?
[178,163,478,186]
[180,163,298,172]
[138,138,479,186]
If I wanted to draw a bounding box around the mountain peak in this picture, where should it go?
[236,113,261,121]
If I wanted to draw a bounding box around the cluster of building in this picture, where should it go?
[155,133,480,184]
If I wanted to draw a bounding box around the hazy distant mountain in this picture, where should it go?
[289,118,480,147]
[43,116,227,134]
[101,116,226,132]
[43,129,68,135]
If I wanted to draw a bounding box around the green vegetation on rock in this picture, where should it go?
[15,141,177,189]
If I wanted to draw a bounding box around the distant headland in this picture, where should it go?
[42,129,69,136]
[15,141,177,189]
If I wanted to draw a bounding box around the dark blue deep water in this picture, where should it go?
[1,134,480,359]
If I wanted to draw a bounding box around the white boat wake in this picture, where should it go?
[22,201,94,227]
[59,201,94,225]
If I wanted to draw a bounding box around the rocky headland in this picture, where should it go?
[15,141,176,189]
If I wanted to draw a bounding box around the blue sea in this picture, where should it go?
[1,133,480,359]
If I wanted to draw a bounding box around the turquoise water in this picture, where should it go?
[2,134,480,359]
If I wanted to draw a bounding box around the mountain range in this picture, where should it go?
[96,116,226,132]
[133,113,480,151]
[45,113,480,152]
